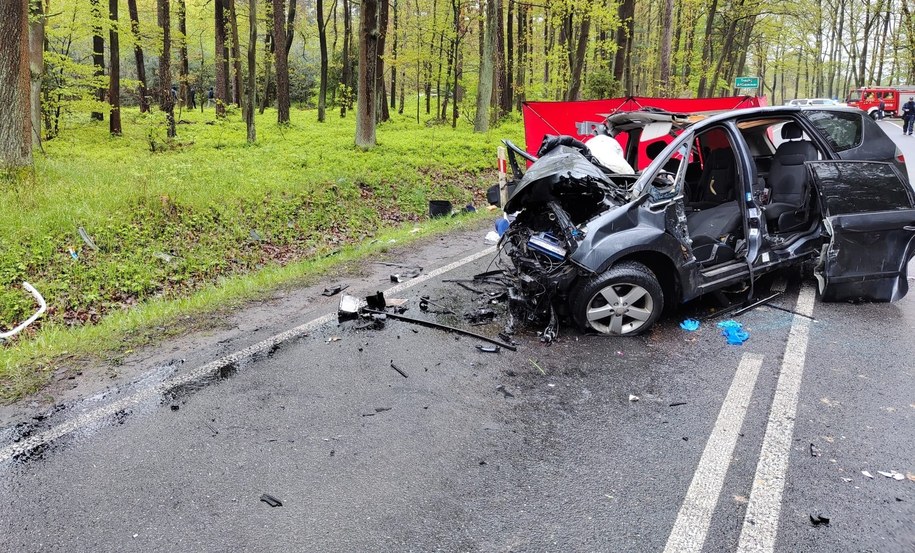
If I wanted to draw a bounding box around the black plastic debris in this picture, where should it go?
[464,309,496,326]
[260,494,283,507]
[429,200,452,218]
[390,361,408,378]
[375,407,392,413]
[322,284,349,297]
[476,345,500,354]
[810,443,821,457]
[496,385,514,398]
[809,514,830,526]
[361,307,517,351]
[419,296,454,314]
[669,402,687,407]
[170,404,180,411]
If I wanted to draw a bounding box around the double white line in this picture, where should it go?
[664,285,817,553]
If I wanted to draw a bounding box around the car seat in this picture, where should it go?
[686,201,742,265]
[764,122,818,232]
[689,149,736,208]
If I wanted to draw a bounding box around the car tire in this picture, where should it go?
[571,261,664,336]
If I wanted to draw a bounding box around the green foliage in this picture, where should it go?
[585,70,623,100]
[0,107,521,344]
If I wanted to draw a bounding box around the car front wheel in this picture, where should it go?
[572,261,664,336]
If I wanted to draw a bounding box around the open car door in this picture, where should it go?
[808,160,915,302]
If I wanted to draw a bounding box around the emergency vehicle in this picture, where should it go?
[846,86,915,118]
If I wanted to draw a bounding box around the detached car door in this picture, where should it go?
[808,160,915,302]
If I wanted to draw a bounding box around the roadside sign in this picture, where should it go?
[735,76,760,89]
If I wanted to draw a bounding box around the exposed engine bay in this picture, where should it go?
[496,140,637,339]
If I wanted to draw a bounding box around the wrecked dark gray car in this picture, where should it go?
[498,106,914,336]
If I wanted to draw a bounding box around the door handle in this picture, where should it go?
[905,226,915,231]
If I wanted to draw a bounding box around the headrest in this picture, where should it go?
[708,149,733,170]
[781,123,803,140]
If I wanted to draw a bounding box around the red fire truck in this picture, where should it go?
[846,85,915,118]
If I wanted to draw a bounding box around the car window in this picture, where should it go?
[809,161,914,214]
[805,110,863,152]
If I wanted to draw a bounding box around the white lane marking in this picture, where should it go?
[0,246,497,463]
[737,284,816,552]
[663,353,765,553]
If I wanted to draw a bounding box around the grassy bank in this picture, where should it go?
[0,106,522,400]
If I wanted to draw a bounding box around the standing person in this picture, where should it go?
[877,97,885,120]
[902,97,915,136]
[206,86,215,108]
[188,86,197,109]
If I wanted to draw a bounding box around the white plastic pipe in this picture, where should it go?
[0,282,47,340]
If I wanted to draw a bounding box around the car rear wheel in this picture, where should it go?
[572,261,664,336]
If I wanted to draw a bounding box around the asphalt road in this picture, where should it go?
[2,129,915,552]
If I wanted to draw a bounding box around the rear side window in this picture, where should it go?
[809,161,914,214]
[805,110,863,152]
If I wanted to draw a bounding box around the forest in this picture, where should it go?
[1,0,914,163]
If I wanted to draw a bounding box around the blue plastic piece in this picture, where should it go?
[717,320,749,345]
[495,218,510,236]
[680,319,700,331]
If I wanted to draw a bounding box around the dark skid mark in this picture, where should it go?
[161,361,241,405]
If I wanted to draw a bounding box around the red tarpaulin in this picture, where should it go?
[521,96,768,164]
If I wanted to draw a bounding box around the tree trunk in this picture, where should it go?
[492,0,505,116]
[109,0,122,135]
[285,0,296,53]
[505,0,513,111]
[215,0,228,117]
[390,0,397,110]
[317,0,328,121]
[514,2,525,110]
[566,13,590,101]
[273,0,290,122]
[340,0,352,116]
[375,0,390,122]
[91,0,105,120]
[355,0,378,147]
[246,0,256,141]
[613,0,635,87]
[228,0,243,106]
[474,0,494,132]
[658,0,674,95]
[29,0,43,148]
[127,0,149,112]
[158,0,175,137]
[259,24,273,114]
[0,0,32,168]
[178,0,189,107]
[696,0,719,97]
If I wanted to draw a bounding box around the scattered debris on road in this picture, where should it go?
[877,470,906,480]
[629,394,640,402]
[809,513,830,526]
[669,401,687,407]
[679,319,700,331]
[476,345,501,354]
[260,494,283,507]
[810,443,822,457]
[390,361,408,378]
[321,284,349,297]
[717,320,749,345]
[862,470,875,479]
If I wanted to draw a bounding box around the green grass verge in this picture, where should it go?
[0,105,522,402]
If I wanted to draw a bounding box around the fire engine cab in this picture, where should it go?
[846,85,915,118]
